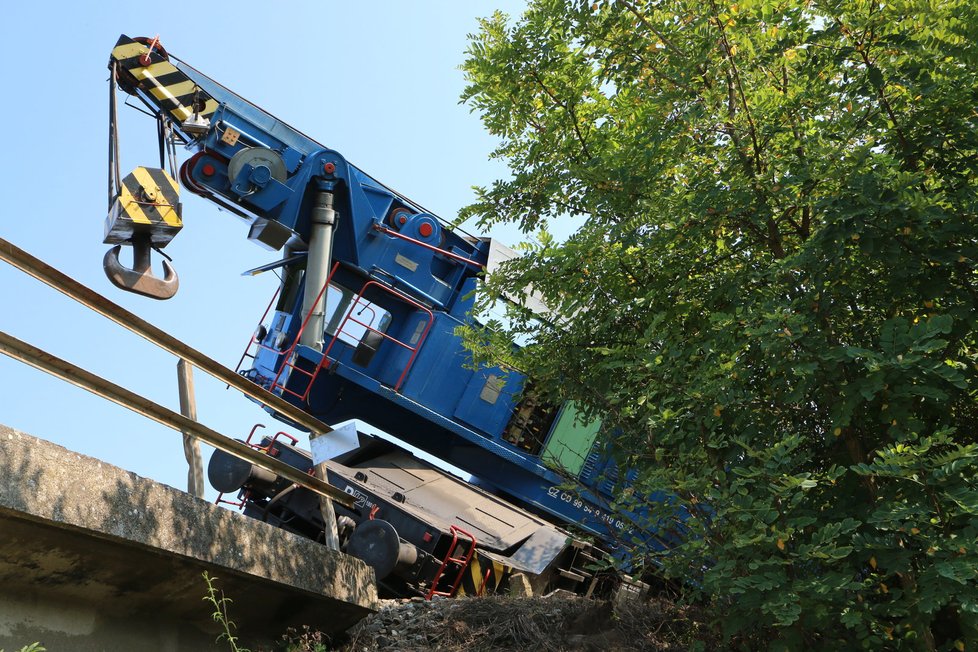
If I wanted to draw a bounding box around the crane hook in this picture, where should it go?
[103,166,183,300]
[103,233,179,300]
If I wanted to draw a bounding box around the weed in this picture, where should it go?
[202,571,251,652]
[281,625,333,652]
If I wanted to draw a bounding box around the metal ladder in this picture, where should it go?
[426,525,477,599]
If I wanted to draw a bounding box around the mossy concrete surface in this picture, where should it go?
[0,424,377,651]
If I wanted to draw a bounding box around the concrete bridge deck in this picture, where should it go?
[0,424,377,651]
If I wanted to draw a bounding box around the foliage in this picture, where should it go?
[281,625,332,652]
[0,644,45,652]
[461,0,978,648]
[202,571,251,652]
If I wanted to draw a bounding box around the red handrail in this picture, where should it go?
[426,525,477,599]
[320,279,434,391]
[260,262,343,401]
[477,563,493,596]
[373,224,483,268]
[232,286,281,379]
[241,262,436,404]
[215,425,301,508]
[215,424,266,508]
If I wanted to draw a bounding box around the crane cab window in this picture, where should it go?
[323,284,392,347]
[273,265,391,346]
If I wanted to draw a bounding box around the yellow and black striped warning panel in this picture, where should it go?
[104,167,182,247]
[456,552,510,597]
[111,35,219,126]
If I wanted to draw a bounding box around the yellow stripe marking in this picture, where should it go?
[440,555,510,598]
[201,98,219,116]
[111,42,147,61]
[130,69,191,121]
[111,42,217,121]
[130,167,181,227]
[153,79,197,99]
[142,60,180,78]
[119,185,153,225]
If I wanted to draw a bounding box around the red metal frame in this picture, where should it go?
[426,525,477,600]
[232,285,281,380]
[236,259,436,406]
[319,280,434,392]
[373,224,483,268]
[266,262,342,401]
[214,424,299,508]
[477,564,493,597]
[269,270,435,402]
[262,430,299,456]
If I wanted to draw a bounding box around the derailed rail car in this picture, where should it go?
[209,428,615,599]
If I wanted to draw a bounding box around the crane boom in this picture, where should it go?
[104,35,667,594]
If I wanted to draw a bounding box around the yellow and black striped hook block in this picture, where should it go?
[103,166,182,300]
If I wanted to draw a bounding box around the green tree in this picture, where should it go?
[461,0,978,648]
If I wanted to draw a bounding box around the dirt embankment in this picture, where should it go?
[322,593,712,651]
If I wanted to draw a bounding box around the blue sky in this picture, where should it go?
[0,2,526,496]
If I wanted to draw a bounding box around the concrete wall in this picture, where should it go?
[0,424,377,651]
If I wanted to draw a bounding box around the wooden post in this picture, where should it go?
[177,359,204,498]
[310,432,340,550]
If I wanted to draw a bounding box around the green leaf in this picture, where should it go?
[461,0,978,644]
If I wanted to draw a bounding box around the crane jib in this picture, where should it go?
[110,35,218,126]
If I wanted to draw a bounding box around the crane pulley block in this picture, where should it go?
[104,166,182,247]
[110,35,218,132]
[102,166,182,300]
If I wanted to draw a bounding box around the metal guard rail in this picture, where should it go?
[0,237,353,508]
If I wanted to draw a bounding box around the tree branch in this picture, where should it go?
[529,69,593,160]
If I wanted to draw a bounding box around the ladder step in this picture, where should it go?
[558,568,589,582]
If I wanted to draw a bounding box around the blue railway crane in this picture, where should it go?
[104,35,664,597]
